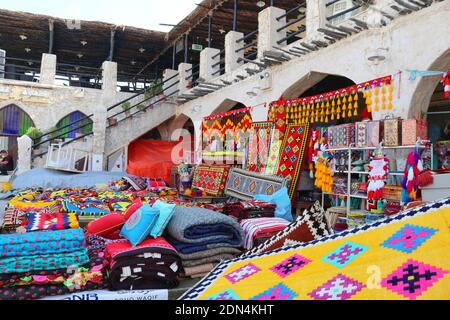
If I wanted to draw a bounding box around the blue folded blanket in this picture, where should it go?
[0,229,86,258]
[165,207,244,252]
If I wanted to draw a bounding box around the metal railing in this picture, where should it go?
[31,71,182,158]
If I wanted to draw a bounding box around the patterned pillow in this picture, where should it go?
[240,218,291,250]
[25,212,79,232]
[242,202,332,257]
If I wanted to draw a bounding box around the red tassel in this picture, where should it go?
[417,170,434,187]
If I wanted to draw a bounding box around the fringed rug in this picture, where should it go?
[246,122,274,173]
[275,124,310,201]
[180,198,450,300]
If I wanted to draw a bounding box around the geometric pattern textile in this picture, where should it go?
[224,168,290,201]
[246,122,274,173]
[180,197,450,300]
[242,202,331,257]
[191,165,231,197]
[275,124,310,201]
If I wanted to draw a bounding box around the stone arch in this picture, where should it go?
[55,110,93,139]
[281,71,357,99]
[0,103,35,136]
[210,98,246,116]
[409,47,450,119]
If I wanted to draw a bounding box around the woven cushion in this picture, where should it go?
[225,168,290,201]
[240,217,291,250]
[192,165,230,197]
[86,214,126,237]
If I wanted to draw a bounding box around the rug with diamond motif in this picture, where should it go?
[224,168,290,201]
[246,122,274,173]
[180,197,450,301]
[275,124,310,201]
[191,165,231,197]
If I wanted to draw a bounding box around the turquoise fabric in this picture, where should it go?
[120,203,159,246]
[253,187,293,222]
[150,200,176,238]
[0,250,89,274]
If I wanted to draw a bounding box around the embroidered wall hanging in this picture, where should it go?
[246,122,274,173]
[274,124,310,201]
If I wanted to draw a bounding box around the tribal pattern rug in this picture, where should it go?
[275,124,310,201]
[191,165,231,197]
[246,122,274,173]
[180,197,450,300]
[224,168,290,201]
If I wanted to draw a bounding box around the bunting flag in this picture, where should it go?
[181,198,450,301]
[275,124,310,202]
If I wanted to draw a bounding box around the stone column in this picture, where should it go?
[178,63,192,94]
[92,61,117,171]
[200,48,220,82]
[258,6,287,60]
[225,31,244,74]
[163,69,179,97]
[17,135,32,175]
[305,0,327,41]
[0,49,5,79]
[39,53,57,85]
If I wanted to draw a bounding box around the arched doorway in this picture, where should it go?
[0,104,35,167]
[56,111,93,139]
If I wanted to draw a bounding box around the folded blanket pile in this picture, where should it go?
[106,237,182,291]
[165,207,244,269]
[0,229,105,300]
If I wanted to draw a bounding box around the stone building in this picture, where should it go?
[0,0,449,174]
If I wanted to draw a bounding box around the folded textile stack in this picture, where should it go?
[0,229,109,300]
[223,200,276,222]
[106,238,182,291]
[165,207,244,270]
[240,217,291,250]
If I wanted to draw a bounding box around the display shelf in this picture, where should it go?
[322,142,432,218]
[326,145,428,152]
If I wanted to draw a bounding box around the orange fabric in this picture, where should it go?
[127,139,180,186]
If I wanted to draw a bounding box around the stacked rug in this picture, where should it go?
[106,237,182,290]
[240,218,291,250]
[223,200,276,222]
[165,207,244,277]
[0,229,109,300]
[181,197,450,301]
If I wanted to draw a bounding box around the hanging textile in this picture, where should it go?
[275,124,310,202]
[202,107,252,163]
[246,122,274,173]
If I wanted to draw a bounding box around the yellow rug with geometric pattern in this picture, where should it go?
[181,198,450,300]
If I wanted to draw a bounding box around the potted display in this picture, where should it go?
[121,101,132,117]
[108,117,118,126]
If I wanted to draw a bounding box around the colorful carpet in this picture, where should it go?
[191,165,231,197]
[265,128,283,176]
[180,198,450,300]
[246,122,274,173]
[224,168,290,201]
[275,124,310,201]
